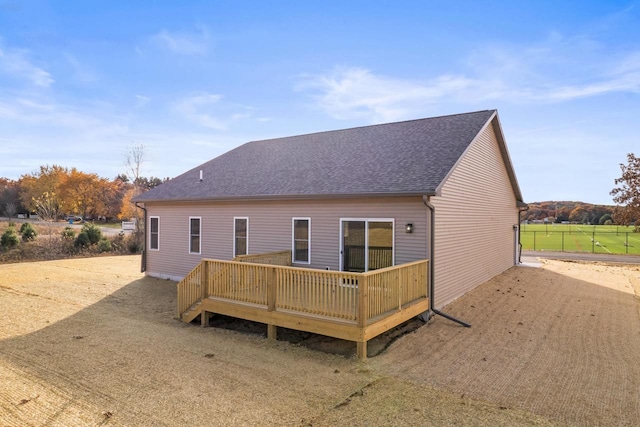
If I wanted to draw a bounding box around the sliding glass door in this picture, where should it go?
[341,219,394,272]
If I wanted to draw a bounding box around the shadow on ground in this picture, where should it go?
[204,313,426,358]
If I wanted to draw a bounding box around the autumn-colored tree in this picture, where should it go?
[59,168,102,218]
[569,206,588,224]
[118,186,138,220]
[611,153,640,230]
[18,165,127,221]
[19,165,68,215]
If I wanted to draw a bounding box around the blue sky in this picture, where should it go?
[0,1,638,205]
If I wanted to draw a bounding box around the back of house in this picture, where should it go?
[134,109,525,309]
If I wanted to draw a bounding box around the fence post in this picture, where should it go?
[592,231,595,253]
[562,231,565,252]
[533,231,536,251]
[626,233,629,254]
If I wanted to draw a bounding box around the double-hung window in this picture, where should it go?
[234,217,248,257]
[292,218,310,264]
[149,216,159,250]
[189,217,201,254]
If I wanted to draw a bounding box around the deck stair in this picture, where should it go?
[180,301,202,323]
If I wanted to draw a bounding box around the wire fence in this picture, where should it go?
[521,230,640,255]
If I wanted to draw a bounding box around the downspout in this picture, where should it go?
[516,205,529,264]
[419,195,471,328]
[135,202,147,273]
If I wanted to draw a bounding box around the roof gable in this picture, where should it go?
[136,110,521,202]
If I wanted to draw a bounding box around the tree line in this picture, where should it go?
[0,165,168,222]
[523,201,616,225]
[527,152,639,229]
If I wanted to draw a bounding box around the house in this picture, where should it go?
[133,109,526,358]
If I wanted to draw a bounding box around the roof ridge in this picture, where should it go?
[246,109,496,145]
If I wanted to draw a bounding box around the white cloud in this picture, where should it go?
[297,67,489,122]
[298,44,640,122]
[135,95,150,108]
[63,52,97,84]
[174,92,227,129]
[173,92,257,130]
[0,42,54,87]
[0,96,130,147]
[151,27,210,55]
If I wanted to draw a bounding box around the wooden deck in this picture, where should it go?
[177,251,429,359]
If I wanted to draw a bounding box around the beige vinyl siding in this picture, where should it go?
[144,196,427,280]
[430,120,519,309]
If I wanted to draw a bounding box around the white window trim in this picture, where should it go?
[292,217,311,265]
[149,216,160,251]
[189,216,202,255]
[233,216,249,257]
[339,218,395,272]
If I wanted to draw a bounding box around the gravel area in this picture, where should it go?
[1,256,638,426]
[374,259,640,427]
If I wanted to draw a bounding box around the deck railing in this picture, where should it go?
[276,268,361,320]
[233,250,292,266]
[176,262,203,317]
[196,258,427,324]
[177,255,429,359]
[364,260,427,319]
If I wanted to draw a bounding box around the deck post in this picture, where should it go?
[201,310,210,327]
[357,275,369,360]
[201,260,209,301]
[200,260,209,327]
[267,266,277,340]
[357,341,367,360]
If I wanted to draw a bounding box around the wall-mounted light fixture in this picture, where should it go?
[405,223,414,233]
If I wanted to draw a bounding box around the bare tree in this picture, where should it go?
[123,143,146,243]
[124,143,145,187]
[33,192,62,254]
[4,202,16,218]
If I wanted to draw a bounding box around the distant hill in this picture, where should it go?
[525,201,616,224]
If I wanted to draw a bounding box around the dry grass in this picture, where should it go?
[0,220,139,263]
[0,256,638,426]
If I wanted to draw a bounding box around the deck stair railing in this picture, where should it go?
[176,262,203,318]
[176,250,293,317]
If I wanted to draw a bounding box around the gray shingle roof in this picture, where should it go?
[136,110,518,202]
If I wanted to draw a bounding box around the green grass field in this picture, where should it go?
[520,224,640,255]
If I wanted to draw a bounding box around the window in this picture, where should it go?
[189,217,201,254]
[234,217,248,257]
[292,218,310,264]
[149,216,159,250]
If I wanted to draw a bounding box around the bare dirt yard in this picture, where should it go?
[1,256,639,426]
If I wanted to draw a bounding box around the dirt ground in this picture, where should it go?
[1,256,639,426]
